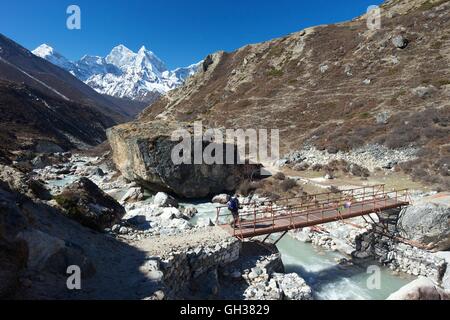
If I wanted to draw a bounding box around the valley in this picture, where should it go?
[0,0,449,302]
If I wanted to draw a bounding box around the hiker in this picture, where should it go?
[344,198,352,209]
[228,195,240,228]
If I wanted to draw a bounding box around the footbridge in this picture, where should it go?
[216,185,410,241]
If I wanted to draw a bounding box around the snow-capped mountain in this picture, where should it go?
[32,44,75,72]
[32,44,202,102]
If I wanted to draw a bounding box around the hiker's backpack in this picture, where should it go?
[228,198,238,211]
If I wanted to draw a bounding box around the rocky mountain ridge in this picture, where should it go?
[33,44,202,103]
[0,33,139,158]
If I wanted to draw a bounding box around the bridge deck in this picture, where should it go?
[218,185,409,239]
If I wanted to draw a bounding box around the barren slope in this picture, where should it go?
[132,0,449,188]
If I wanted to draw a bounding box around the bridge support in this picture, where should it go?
[354,207,407,260]
[261,231,288,245]
[273,231,288,245]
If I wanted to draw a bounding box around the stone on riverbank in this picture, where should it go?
[272,273,313,300]
[244,273,312,300]
[55,178,126,231]
[120,187,145,204]
[387,277,450,300]
[154,192,179,208]
[212,194,230,204]
[398,193,450,251]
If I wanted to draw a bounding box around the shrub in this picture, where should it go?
[327,146,339,154]
[411,168,428,181]
[329,186,341,194]
[273,172,286,180]
[238,180,253,197]
[280,179,297,192]
[347,163,370,178]
[420,0,448,11]
[293,162,309,171]
[385,130,420,149]
[323,165,336,175]
[238,180,263,196]
[54,193,83,218]
[360,112,371,119]
[267,68,284,77]
[423,127,448,139]
[430,41,442,50]
[437,79,450,87]
[259,191,281,201]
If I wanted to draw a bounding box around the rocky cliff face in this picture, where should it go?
[134,0,449,188]
[107,120,260,198]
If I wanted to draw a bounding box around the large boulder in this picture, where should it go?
[0,165,51,200]
[212,194,230,204]
[391,35,408,49]
[55,178,125,231]
[434,252,450,290]
[272,273,313,300]
[0,182,95,297]
[153,192,179,208]
[0,164,27,193]
[398,193,450,251]
[387,277,450,300]
[120,187,145,204]
[0,183,28,298]
[107,120,261,198]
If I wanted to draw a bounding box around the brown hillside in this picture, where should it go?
[118,0,450,188]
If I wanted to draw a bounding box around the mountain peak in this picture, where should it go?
[32,44,74,72]
[106,44,136,68]
[33,42,202,102]
[32,44,55,57]
[114,44,131,50]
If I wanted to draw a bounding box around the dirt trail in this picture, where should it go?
[131,227,233,258]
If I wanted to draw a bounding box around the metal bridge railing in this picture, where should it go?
[216,185,410,238]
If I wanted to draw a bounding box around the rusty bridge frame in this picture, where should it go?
[216,185,410,241]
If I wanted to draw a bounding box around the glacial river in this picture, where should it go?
[45,167,414,300]
[186,201,415,300]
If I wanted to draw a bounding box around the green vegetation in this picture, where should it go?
[423,78,450,88]
[360,112,371,119]
[430,41,442,50]
[420,0,449,11]
[268,46,284,58]
[280,179,298,192]
[54,194,83,217]
[267,68,284,77]
[437,79,450,87]
[323,102,337,109]
[387,66,402,76]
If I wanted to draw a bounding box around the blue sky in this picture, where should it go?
[0,0,383,69]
